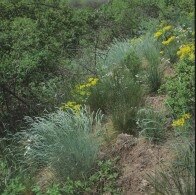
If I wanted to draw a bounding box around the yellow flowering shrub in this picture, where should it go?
[154,24,179,63]
[177,44,195,61]
[162,36,175,45]
[171,113,191,127]
[87,77,99,86]
[154,25,172,38]
[60,77,99,113]
[162,25,172,31]
[172,117,185,127]
[171,113,192,136]
[182,113,191,119]
[60,101,81,113]
[154,31,163,38]
[75,77,99,97]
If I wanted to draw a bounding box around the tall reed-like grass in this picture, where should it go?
[148,137,195,194]
[110,69,143,134]
[87,39,143,134]
[138,34,163,93]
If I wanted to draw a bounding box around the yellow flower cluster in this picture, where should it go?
[60,101,81,113]
[163,25,172,31]
[172,113,191,127]
[177,44,195,61]
[154,31,163,38]
[60,77,99,113]
[182,113,191,119]
[75,77,99,96]
[154,25,172,38]
[162,36,175,45]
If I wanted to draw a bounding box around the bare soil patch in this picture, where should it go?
[101,134,174,195]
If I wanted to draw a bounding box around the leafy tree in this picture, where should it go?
[0,0,95,134]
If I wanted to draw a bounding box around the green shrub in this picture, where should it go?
[31,158,121,195]
[88,158,121,194]
[136,108,166,143]
[162,58,195,116]
[86,78,110,113]
[158,0,194,26]
[17,107,103,181]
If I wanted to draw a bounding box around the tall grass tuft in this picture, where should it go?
[110,68,143,134]
[16,107,103,181]
[138,34,163,93]
[87,39,144,134]
[136,107,166,143]
[88,66,143,134]
[105,39,132,66]
[148,137,195,194]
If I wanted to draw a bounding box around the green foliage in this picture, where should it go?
[16,107,103,181]
[88,63,143,134]
[159,0,194,26]
[62,177,89,195]
[101,0,163,37]
[148,137,195,194]
[88,158,121,194]
[0,0,98,134]
[0,0,195,194]
[162,59,195,116]
[0,159,26,195]
[46,184,61,195]
[109,70,143,134]
[86,78,109,113]
[32,185,43,195]
[31,158,121,195]
[136,108,166,143]
[2,177,26,195]
[31,183,64,195]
